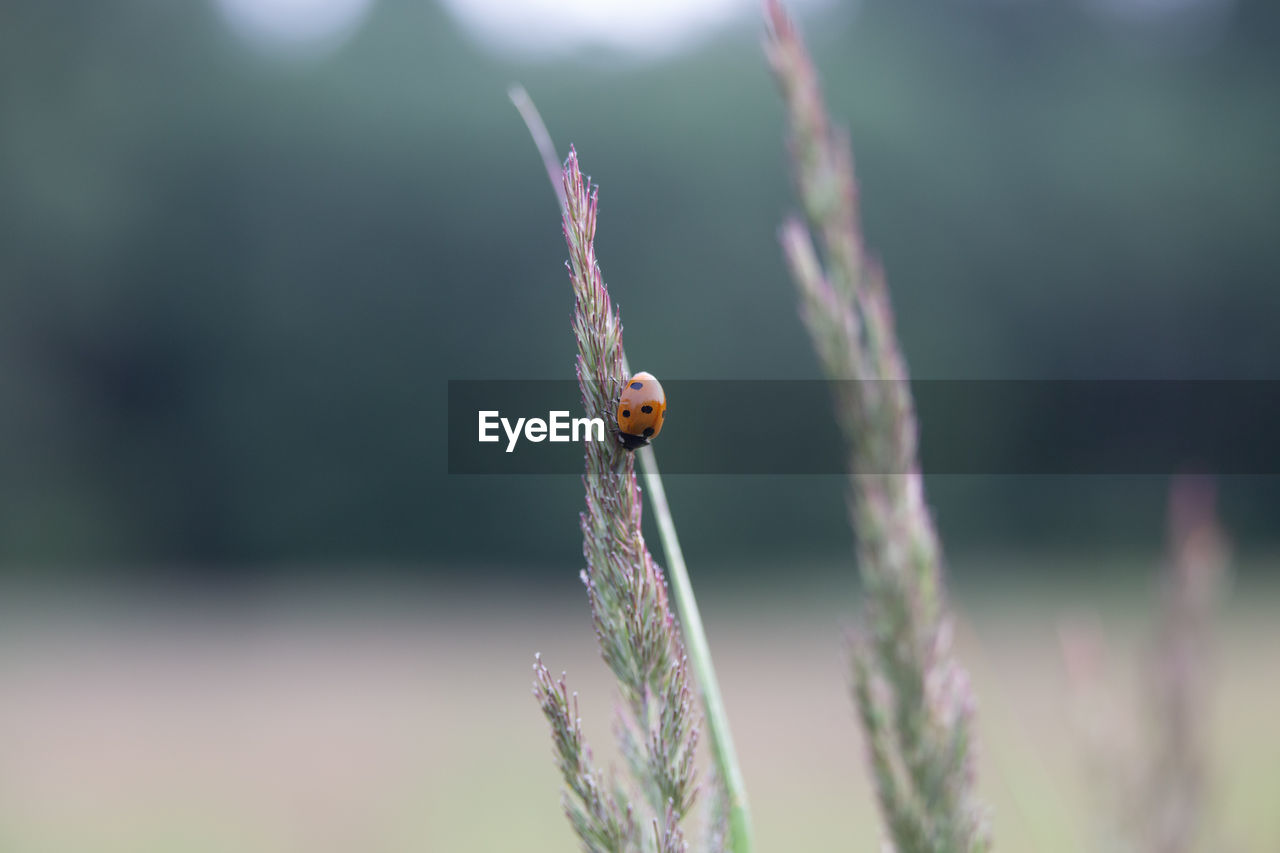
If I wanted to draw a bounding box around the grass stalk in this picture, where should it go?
[764,3,990,849]
[1144,476,1226,853]
[1060,476,1228,852]
[512,87,753,853]
[637,445,752,851]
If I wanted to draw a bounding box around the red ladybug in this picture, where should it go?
[616,372,666,450]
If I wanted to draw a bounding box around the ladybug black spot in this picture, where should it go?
[640,405,653,414]
[622,409,631,418]
[642,427,655,437]
[630,381,644,390]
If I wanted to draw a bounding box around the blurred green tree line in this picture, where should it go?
[2,0,1278,576]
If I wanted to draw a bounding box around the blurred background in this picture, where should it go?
[1,0,1278,850]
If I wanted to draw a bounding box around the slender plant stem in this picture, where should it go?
[636,444,752,853]
[508,86,568,213]
[510,85,754,853]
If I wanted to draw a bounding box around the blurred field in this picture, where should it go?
[1,561,1276,852]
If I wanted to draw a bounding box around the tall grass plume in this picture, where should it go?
[530,148,699,853]
[1060,475,1228,852]
[513,82,753,851]
[765,2,990,849]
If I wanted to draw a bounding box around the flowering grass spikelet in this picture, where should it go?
[531,147,699,853]
[765,2,990,849]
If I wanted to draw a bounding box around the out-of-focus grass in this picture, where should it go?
[0,558,1276,852]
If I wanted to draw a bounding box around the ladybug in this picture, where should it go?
[616,371,666,450]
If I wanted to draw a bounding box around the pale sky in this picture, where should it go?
[212,0,1231,58]
[213,0,832,57]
